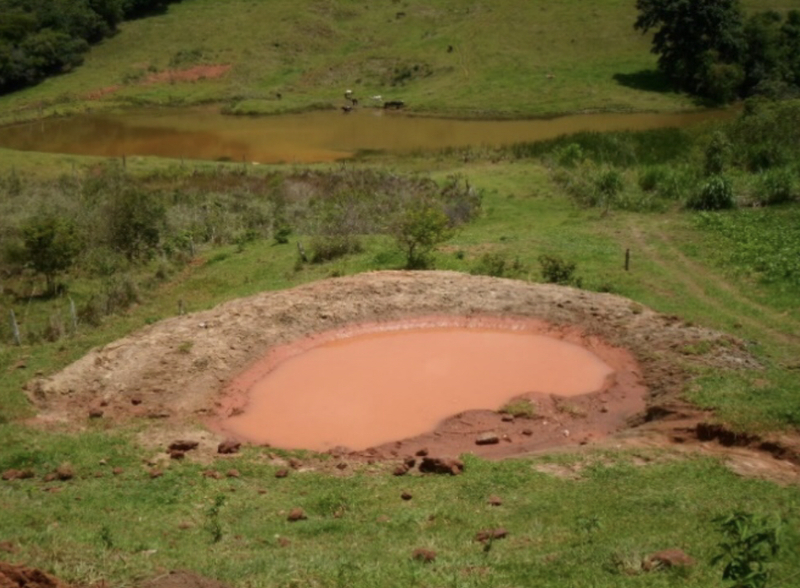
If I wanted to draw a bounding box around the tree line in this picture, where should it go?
[0,0,179,95]
[635,0,800,103]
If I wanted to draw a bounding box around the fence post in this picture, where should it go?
[624,248,631,271]
[69,297,78,333]
[9,309,21,346]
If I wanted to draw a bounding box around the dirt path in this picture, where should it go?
[627,220,800,357]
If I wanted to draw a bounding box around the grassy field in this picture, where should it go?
[2,0,799,124]
[2,2,800,587]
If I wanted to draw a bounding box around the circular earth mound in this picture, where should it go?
[26,271,758,458]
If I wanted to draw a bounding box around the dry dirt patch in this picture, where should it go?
[25,271,762,458]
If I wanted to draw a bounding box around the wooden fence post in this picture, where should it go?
[624,248,631,271]
[9,309,21,346]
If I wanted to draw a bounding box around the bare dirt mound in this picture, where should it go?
[0,562,71,588]
[26,271,759,457]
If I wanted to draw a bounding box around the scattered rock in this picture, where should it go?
[112,467,124,476]
[288,458,303,469]
[0,562,72,588]
[88,409,104,419]
[412,548,437,563]
[487,495,503,506]
[475,433,500,446]
[403,456,416,468]
[168,450,185,460]
[393,465,409,476]
[419,457,464,475]
[202,470,222,480]
[2,469,34,481]
[401,492,413,501]
[217,440,241,455]
[226,469,240,478]
[131,397,143,405]
[149,469,164,479]
[287,508,307,522]
[168,440,199,452]
[275,469,289,479]
[336,462,348,470]
[475,528,509,542]
[522,429,533,436]
[178,522,193,530]
[42,473,57,483]
[501,414,515,422]
[643,548,696,571]
[55,463,74,481]
[415,448,429,457]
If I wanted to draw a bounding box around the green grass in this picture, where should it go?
[5,0,798,124]
[1,427,799,588]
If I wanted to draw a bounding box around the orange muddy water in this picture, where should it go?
[0,107,734,163]
[219,323,615,451]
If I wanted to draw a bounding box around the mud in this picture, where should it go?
[0,562,71,588]
[26,271,762,459]
[216,317,638,452]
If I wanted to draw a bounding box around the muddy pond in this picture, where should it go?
[219,325,616,452]
[0,106,733,163]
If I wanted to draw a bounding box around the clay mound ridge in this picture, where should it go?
[26,271,758,427]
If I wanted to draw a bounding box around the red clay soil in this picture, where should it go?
[0,562,71,588]
[25,271,769,462]
[85,65,231,100]
[143,65,231,85]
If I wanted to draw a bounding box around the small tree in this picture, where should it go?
[21,214,82,294]
[391,198,453,269]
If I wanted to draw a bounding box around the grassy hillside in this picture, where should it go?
[2,0,799,123]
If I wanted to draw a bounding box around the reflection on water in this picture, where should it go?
[0,107,734,163]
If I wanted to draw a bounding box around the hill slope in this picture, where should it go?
[5,0,798,121]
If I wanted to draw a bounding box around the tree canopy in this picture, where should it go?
[635,0,800,102]
[0,0,179,95]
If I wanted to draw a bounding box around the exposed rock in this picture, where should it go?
[1,469,34,481]
[412,548,437,563]
[419,457,464,475]
[55,463,74,481]
[275,469,289,479]
[287,508,307,522]
[217,440,241,455]
[415,448,429,457]
[112,467,124,476]
[643,548,696,571]
[202,470,222,480]
[487,495,503,506]
[168,450,185,460]
[401,492,413,501]
[475,528,509,542]
[393,465,409,476]
[288,458,303,469]
[0,562,72,588]
[169,440,199,452]
[403,456,416,468]
[226,469,240,478]
[88,409,104,419]
[475,433,500,446]
[149,469,164,479]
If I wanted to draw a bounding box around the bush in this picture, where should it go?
[471,252,525,278]
[310,235,363,264]
[755,168,797,205]
[539,254,581,286]
[391,197,453,269]
[687,175,736,210]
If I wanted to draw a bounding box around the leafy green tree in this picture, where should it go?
[105,188,166,261]
[391,197,453,269]
[634,0,745,101]
[20,213,82,294]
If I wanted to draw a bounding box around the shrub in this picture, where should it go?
[471,252,525,278]
[594,168,624,214]
[391,197,453,269]
[755,168,797,205]
[687,175,736,210]
[538,254,581,286]
[310,235,363,264]
[20,213,82,294]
